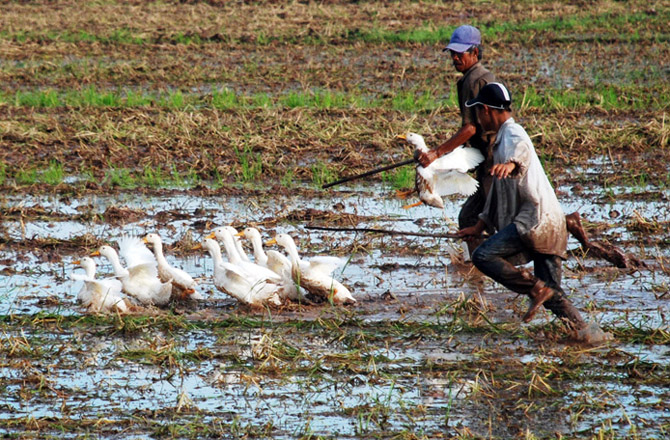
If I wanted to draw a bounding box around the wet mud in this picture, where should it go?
[1,1,669,438]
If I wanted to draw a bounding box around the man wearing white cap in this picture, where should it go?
[415,25,496,251]
[458,82,586,332]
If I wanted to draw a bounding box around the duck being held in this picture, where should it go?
[397,132,484,209]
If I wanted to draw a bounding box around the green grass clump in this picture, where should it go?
[382,166,414,190]
[40,160,65,185]
[0,162,6,186]
[519,84,669,111]
[140,165,168,188]
[212,88,240,110]
[235,145,263,183]
[280,169,295,187]
[105,166,136,189]
[123,89,152,107]
[13,89,61,107]
[311,161,337,187]
[251,92,272,108]
[159,90,187,110]
[14,168,38,185]
[65,86,122,107]
[170,165,200,188]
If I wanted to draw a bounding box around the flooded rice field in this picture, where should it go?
[1,0,669,438]
[1,174,668,439]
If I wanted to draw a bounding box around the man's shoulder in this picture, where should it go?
[499,119,532,146]
[465,63,496,82]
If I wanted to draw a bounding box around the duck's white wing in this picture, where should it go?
[266,250,291,276]
[307,256,346,276]
[238,261,282,283]
[118,236,157,270]
[266,250,302,301]
[127,262,160,279]
[71,273,94,306]
[97,278,123,295]
[166,265,197,290]
[433,170,480,197]
[432,146,484,173]
[218,262,280,306]
[89,279,127,313]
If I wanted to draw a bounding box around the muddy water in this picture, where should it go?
[1,180,668,438]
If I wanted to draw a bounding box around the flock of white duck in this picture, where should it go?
[71,132,479,314]
[71,227,355,314]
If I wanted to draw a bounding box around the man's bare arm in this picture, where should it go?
[416,123,477,167]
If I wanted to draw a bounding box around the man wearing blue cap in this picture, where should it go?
[415,25,496,253]
[457,82,586,332]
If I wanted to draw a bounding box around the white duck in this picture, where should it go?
[237,227,270,268]
[91,237,172,306]
[237,227,303,301]
[202,238,281,306]
[265,249,303,301]
[267,233,356,305]
[207,227,281,283]
[71,257,128,313]
[397,132,484,209]
[224,226,251,263]
[143,233,203,301]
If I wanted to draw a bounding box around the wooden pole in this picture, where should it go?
[321,158,415,189]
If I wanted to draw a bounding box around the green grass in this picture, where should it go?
[235,145,263,183]
[14,168,38,185]
[310,161,337,187]
[0,9,666,49]
[280,169,295,188]
[40,160,64,185]
[1,84,666,112]
[382,166,414,190]
[391,89,441,112]
[105,166,137,189]
[518,84,670,111]
[140,165,168,188]
[0,162,6,186]
[354,10,668,45]
[212,88,240,110]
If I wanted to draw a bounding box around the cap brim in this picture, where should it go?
[444,42,472,53]
[464,98,482,108]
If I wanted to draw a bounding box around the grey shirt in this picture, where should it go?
[479,118,568,258]
[457,62,496,155]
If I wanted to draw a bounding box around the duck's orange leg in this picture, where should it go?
[402,201,424,210]
[396,189,415,199]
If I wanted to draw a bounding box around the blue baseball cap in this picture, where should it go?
[444,25,481,53]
